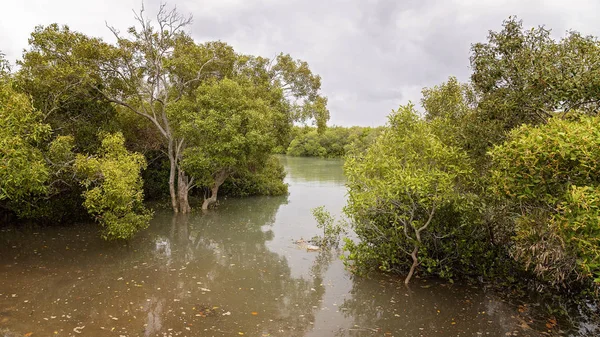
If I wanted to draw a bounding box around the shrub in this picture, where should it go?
[75,133,153,241]
[343,104,476,284]
[311,206,345,248]
[490,116,600,287]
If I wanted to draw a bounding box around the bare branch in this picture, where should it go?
[93,86,168,138]
[416,202,436,237]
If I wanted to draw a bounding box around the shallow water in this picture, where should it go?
[0,156,563,336]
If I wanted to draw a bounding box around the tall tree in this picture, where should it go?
[17,6,221,213]
[100,8,328,213]
[19,5,329,213]
[98,6,216,213]
[178,78,279,209]
[470,17,600,134]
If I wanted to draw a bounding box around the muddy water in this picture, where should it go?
[0,156,562,336]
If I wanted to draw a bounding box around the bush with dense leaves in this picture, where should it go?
[490,116,600,288]
[0,81,51,215]
[75,133,153,241]
[343,104,482,283]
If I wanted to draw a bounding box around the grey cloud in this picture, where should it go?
[363,88,404,102]
[5,0,600,126]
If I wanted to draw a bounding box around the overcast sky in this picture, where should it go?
[2,0,599,126]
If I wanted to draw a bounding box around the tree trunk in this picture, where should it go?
[202,170,229,210]
[201,185,219,210]
[168,140,178,213]
[177,167,191,213]
[405,245,419,285]
[404,204,435,285]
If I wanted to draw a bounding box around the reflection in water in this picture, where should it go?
[337,276,527,336]
[278,155,345,185]
[0,156,575,336]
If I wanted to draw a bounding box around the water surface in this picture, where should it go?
[0,156,554,336]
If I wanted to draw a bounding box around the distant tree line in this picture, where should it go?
[278,125,384,158]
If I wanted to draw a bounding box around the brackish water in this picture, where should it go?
[0,157,574,336]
